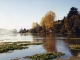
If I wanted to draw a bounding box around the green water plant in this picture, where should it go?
[68,44,80,50]
[56,56,80,60]
[0,41,43,53]
[11,58,20,60]
[0,42,28,53]
[23,52,65,60]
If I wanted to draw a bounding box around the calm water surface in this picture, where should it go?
[0,33,80,60]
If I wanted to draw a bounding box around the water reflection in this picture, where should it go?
[0,33,80,60]
[55,39,72,58]
[32,33,42,43]
[19,33,28,36]
[42,34,56,52]
[0,33,33,42]
[70,50,80,56]
[32,34,72,58]
[66,35,80,56]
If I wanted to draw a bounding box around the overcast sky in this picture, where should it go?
[0,0,80,30]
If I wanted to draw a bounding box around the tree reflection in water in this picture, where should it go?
[31,33,80,57]
[66,35,80,56]
[42,34,56,52]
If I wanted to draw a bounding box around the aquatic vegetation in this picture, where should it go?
[0,41,43,53]
[23,52,65,60]
[56,56,80,60]
[70,38,80,40]
[0,43,28,53]
[31,42,43,45]
[11,58,20,60]
[68,44,80,50]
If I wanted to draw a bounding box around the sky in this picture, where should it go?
[0,0,80,31]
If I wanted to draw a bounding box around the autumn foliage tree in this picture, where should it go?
[32,22,42,33]
[54,7,80,35]
[40,11,55,33]
[64,7,80,34]
[30,7,80,35]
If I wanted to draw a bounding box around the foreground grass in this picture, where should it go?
[0,41,43,53]
[23,52,65,60]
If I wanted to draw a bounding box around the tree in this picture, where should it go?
[19,28,23,33]
[40,11,55,33]
[64,7,80,34]
[32,22,42,33]
[32,22,37,29]
[72,15,80,34]
[67,7,79,18]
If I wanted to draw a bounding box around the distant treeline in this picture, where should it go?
[19,7,80,35]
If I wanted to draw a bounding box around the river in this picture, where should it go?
[0,33,80,60]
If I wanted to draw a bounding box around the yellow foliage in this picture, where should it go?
[40,11,55,32]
